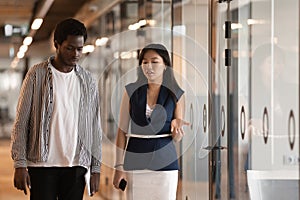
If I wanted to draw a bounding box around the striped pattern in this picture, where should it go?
[11,56,102,173]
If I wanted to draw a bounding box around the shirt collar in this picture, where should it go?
[47,55,81,73]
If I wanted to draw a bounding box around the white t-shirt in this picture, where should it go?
[28,65,80,167]
[146,104,154,118]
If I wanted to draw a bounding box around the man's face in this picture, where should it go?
[56,35,84,67]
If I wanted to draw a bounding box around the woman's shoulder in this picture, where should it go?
[125,82,146,97]
[125,82,135,96]
[163,84,184,102]
[174,87,184,101]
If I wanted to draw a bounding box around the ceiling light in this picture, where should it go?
[223,23,243,30]
[82,45,95,54]
[9,47,14,58]
[231,23,243,30]
[114,52,119,59]
[95,37,108,46]
[128,23,140,30]
[31,18,43,30]
[138,19,147,26]
[247,19,266,25]
[11,58,19,68]
[147,19,156,26]
[4,24,13,36]
[13,27,21,34]
[23,36,33,46]
[17,51,25,59]
[19,45,28,53]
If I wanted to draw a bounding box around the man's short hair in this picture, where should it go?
[53,18,87,48]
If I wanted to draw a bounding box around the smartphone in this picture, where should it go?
[119,179,127,191]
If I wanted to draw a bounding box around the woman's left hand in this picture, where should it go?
[171,119,190,142]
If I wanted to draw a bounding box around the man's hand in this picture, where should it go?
[13,167,31,195]
[90,172,100,196]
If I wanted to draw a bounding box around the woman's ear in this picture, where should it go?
[54,40,58,49]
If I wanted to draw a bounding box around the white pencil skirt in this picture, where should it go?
[125,170,178,200]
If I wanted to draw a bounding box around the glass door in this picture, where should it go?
[175,0,299,199]
[213,0,300,199]
[248,0,299,199]
[173,0,210,199]
[211,0,231,199]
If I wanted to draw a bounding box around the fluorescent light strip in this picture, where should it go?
[31,18,43,30]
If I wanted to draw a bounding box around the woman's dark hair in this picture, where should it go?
[137,43,182,99]
[53,18,87,49]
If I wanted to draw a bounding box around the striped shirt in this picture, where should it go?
[11,56,102,173]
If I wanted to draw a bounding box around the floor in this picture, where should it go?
[0,137,186,200]
[0,138,124,200]
[0,124,188,200]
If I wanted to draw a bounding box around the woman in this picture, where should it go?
[113,43,189,200]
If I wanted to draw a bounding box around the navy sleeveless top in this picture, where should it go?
[123,82,184,171]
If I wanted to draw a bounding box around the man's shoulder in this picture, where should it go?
[76,65,91,75]
[27,60,49,75]
[76,65,95,83]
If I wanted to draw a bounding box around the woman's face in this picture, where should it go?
[141,50,166,83]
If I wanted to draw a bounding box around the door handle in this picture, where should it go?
[190,103,194,130]
[202,145,227,151]
[221,106,226,136]
[240,106,246,140]
[203,104,207,133]
[288,110,295,150]
[262,107,269,144]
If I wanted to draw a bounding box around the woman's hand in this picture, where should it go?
[171,118,190,142]
[113,167,127,190]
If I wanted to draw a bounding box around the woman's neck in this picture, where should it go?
[148,82,161,91]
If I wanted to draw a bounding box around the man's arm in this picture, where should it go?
[11,69,34,167]
[11,69,34,194]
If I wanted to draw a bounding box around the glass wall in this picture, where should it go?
[248,0,299,199]
[84,1,174,199]
[176,0,299,199]
[82,0,299,199]
[174,0,210,199]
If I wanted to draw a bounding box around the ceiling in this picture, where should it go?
[0,0,120,60]
[0,0,35,58]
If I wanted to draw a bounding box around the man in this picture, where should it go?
[11,18,102,200]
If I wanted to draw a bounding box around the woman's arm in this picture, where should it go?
[174,94,186,120]
[113,91,130,189]
[171,94,190,142]
[115,91,130,166]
